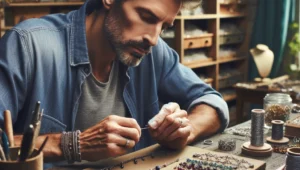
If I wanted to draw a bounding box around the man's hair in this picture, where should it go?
[86,0,202,14]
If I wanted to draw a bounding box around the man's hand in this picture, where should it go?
[79,115,141,161]
[148,102,192,149]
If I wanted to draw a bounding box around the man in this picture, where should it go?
[0,0,229,166]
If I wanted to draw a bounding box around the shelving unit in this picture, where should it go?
[0,1,83,36]
[162,0,250,126]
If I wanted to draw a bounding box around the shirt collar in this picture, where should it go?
[70,1,90,66]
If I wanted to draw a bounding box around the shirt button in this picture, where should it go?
[84,67,90,73]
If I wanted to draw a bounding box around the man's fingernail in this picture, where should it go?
[148,118,158,129]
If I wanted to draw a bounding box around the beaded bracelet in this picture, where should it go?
[60,130,81,163]
[218,138,236,151]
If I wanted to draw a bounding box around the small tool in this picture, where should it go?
[1,131,10,160]
[141,125,149,130]
[4,110,14,147]
[19,124,34,161]
[31,136,48,157]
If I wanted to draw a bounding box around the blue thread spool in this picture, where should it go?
[266,120,289,144]
[285,147,300,170]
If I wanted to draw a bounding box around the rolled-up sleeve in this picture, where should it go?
[187,94,229,133]
[153,38,229,133]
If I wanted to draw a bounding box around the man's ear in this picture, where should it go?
[102,0,114,10]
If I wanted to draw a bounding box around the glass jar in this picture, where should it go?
[263,93,292,128]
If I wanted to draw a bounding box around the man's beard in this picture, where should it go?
[104,12,151,67]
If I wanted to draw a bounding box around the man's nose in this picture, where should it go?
[143,25,161,46]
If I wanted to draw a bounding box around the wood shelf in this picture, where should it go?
[218,56,247,64]
[176,14,217,20]
[182,59,216,69]
[4,1,84,7]
[220,13,245,18]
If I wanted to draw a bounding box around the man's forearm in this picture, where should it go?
[14,133,64,162]
[187,103,221,144]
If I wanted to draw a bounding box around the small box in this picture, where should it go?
[285,116,300,138]
[219,33,244,45]
[183,33,214,49]
[0,147,43,170]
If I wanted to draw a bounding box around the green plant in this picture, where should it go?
[286,22,300,79]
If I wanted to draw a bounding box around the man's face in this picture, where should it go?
[104,0,181,67]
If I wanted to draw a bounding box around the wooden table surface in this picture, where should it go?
[192,120,288,170]
[50,114,300,170]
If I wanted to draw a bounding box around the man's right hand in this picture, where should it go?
[79,115,141,161]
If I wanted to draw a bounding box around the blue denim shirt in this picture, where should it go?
[0,0,229,165]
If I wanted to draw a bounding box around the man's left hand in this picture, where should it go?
[148,102,192,149]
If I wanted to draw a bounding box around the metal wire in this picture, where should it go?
[250,109,265,147]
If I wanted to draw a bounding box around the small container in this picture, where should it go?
[263,93,292,128]
[0,147,43,170]
[285,147,300,170]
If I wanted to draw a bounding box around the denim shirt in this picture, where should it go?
[0,0,229,163]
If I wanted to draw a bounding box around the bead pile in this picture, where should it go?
[191,153,254,170]
[174,158,238,170]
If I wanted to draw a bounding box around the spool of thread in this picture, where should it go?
[251,109,265,147]
[285,147,300,170]
[271,120,284,140]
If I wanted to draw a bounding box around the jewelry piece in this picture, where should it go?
[203,139,213,145]
[149,158,180,170]
[192,152,254,169]
[272,145,288,154]
[99,152,156,169]
[174,158,238,170]
[179,119,183,126]
[218,138,236,151]
[124,139,130,147]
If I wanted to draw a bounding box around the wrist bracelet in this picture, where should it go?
[218,138,236,151]
[60,130,81,163]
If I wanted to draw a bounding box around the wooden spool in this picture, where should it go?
[266,136,289,144]
[242,142,273,157]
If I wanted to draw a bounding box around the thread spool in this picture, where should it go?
[285,147,300,170]
[251,109,265,146]
[266,120,289,144]
[242,109,272,157]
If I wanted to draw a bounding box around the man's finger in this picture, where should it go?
[148,102,180,129]
[167,125,191,141]
[156,110,187,136]
[102,134,136,148]
[158,117,189,140]
[112,125,141,143]
[114,117,142,138]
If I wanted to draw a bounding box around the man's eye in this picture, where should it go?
[140,12,157,24]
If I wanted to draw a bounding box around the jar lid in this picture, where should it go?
[264,93,292,102]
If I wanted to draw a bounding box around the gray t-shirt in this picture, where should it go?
[75,60,126,131]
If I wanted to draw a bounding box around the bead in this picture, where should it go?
[120,162,124,169]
